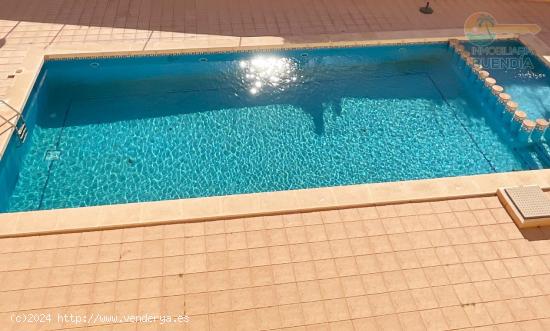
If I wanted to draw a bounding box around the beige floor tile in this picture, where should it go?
[2,0,550,313]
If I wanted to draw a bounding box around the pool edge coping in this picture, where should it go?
[1,169,549,238]
[1,30,549,238]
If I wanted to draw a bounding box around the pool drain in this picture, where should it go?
[90,62,100,68]
[44,150,61,161]
[199,58,208,62]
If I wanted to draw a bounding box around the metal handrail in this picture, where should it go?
[0,99,22,115]
[0,99,26,141]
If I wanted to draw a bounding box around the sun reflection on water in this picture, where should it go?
[239,56,299,95]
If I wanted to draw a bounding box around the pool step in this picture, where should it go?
[535,143,550,167]
[529,150,546,169]
[516,144,549,170]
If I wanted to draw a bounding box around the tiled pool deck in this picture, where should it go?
[2,195,550,330]
[2,0,550,330]
[2,0,550,98]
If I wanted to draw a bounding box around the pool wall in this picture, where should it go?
[0,57,47,211]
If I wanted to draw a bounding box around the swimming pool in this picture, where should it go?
[1,43,548,212]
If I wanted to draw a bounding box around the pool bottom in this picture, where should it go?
[2,42,548,213]
[5,72,530,212]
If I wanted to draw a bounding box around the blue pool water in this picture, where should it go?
[464,39,550,120]
[1,43,548,212]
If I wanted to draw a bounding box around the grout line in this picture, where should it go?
[0,205,515,253]
[45,24,66,49]
[2,283,550,327]
[36,98,73,210]
[1,21,21,40]
[0,232,545,289]
[141,30,153,51]
[425,72,497,173]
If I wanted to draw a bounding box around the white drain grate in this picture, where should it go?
[44,150,61,161]
[505,186,550,219]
